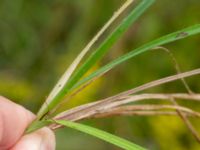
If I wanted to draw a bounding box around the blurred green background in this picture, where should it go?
[0,0,200,149]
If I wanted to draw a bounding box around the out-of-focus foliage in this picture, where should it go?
[0,0,200,149]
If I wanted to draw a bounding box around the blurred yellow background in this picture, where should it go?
[0,0,200,149]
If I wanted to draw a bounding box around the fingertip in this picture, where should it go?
[0,96,35,149]
[11,127,56,150]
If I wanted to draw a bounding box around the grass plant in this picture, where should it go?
[25,0,200,149]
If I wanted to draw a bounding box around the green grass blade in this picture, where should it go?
[72,24,200,90]
[37,0,155,119]
[55,120,146,150]
[37,0,133,118]
[64,0,154,90]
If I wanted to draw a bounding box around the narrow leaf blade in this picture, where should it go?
[64,0,155,95]
[72,24,200,90]
[37,0,134,117]
[37,0,155,119]
[55,120,146,150]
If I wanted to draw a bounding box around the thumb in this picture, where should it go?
[11,127,55,150]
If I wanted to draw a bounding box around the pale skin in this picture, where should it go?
[0,96,55,150]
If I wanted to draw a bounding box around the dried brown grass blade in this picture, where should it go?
[53,93,200,128]
[90,111,180,117]
[153,46,194,94]
[92,104,200,119]
[152,47,200,142]
[170,98,200,143]
[52,43,197,116]
[54,68,200,121]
